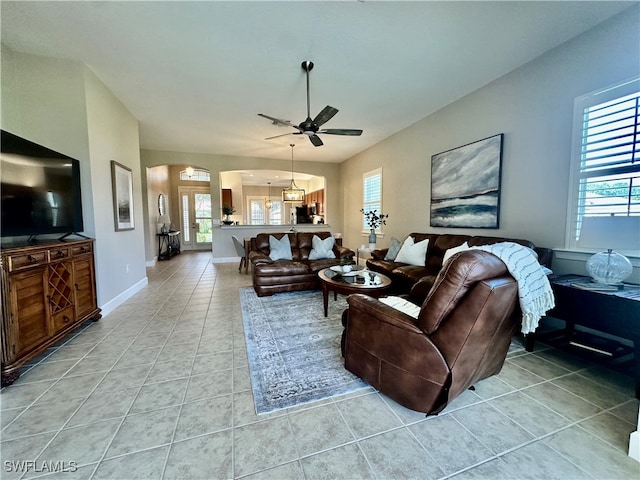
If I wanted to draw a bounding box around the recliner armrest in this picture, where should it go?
[248,251,272,264]
[370,248,388,260]
[347,294,424,333]
[334,245,355,259]
[345,294,449,378]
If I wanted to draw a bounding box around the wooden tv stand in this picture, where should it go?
[0,238,101,386]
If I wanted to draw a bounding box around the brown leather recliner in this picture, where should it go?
[343,250,519,415]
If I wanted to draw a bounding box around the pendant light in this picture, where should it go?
[282,144,305,203]
[265,182,273,209]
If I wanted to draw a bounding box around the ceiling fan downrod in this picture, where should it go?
[302,61,315,134]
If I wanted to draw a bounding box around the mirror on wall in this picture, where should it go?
[158,194,166,215]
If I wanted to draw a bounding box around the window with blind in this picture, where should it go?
[567,78,640,249]
[362,168,383,232]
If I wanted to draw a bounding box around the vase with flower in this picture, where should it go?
[360,209,388,249]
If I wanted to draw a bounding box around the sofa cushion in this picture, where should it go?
[269,234,293,261]
[308,235,336,260]
[384,237,403,261]
[395,236,429,266]
[443,241,470,265]
[254,261,310,276]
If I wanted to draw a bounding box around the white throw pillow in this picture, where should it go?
[269,235,292,261]
[443,241,470,264]
[394,236,429,266]
[308,235,336,260]
[379,296,420,318]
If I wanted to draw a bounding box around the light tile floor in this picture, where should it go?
[1,252,638,479]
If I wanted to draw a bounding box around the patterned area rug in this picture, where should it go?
[240,287,368,414]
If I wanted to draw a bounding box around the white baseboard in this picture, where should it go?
[99,276,148,317]
[630,430,640,462]
[146,257,157,267]
[630,406,640,463]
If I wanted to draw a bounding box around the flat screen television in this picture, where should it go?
[1,130,84,239]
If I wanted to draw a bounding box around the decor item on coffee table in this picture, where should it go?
[343,250,519,415]
[240,287,368,414]
[318,267,392,317]
[430,134,503,228]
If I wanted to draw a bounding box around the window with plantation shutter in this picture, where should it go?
[362,168,383,232]
[567,78,640,250]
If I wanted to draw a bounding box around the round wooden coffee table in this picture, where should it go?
[318,267,392,317]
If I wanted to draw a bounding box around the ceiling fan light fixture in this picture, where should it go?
[258,60,363,147]
[282,144,305,203]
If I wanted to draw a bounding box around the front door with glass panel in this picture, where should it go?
[179,187,212,250]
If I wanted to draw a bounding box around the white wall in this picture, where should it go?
[340,6,640,282]
[1,44,95,237]
[83,69,147,310]
[1,44,148,313]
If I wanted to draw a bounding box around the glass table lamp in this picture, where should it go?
[158,214,171,234]
[578,216,639,285]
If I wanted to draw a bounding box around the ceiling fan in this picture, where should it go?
[258,61,363,147]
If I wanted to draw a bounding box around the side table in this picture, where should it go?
[528,274,640,398]
[157,231,181,260]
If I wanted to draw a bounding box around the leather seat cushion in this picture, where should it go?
[254,261,310,276]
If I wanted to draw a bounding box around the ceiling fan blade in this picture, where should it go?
[313,106,339,127]
[258,113,297,129]
[265,132,302,140]
[318,128,363,136]
[309,134,324,147]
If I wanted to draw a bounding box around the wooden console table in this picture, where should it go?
[157,231,181,260]
[527,274,640,398]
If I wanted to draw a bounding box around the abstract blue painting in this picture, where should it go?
[430,134,503,228]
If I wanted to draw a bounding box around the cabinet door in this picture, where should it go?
[9,268,49,358]
[47,261,75,335]
[73,255,97,319]
[222,188,233,208]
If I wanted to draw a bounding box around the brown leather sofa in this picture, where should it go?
[343,250,519,415]
[366,233,552,302]
[249,231,355,297]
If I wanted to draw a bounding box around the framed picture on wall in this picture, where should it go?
[111,160,135,231]
[430,134,503,229]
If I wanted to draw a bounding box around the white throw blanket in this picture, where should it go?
[470,242,555,334]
